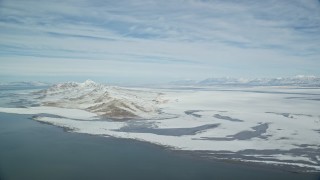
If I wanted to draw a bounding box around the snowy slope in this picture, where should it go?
[33,80,167,119]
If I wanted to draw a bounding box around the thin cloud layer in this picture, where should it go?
[0,0,319,83]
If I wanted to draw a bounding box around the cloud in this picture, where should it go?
[0,0,320,82]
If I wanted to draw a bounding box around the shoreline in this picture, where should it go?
[1,111,319,180]
[3,104,320,174]
[32,114,320,174]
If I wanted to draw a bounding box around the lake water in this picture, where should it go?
[0,112,319,180]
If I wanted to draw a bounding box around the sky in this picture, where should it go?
[0,0,320,84]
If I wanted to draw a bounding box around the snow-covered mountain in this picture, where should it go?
[34,80,167,120]
[246,76,320,86]
[199,77,249,85]
[173,75,320,87]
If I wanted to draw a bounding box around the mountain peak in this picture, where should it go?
[82,79,96,86]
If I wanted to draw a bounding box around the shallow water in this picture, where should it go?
[0,112,319,180]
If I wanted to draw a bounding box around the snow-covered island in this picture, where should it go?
[0,80,319,172]
[33,80,168,120]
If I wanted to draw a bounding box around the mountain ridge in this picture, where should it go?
[34,80,167,120]
[171,75,320,87]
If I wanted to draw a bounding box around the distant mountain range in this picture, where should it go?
[1,75,319,88]
[171,75,320,87]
